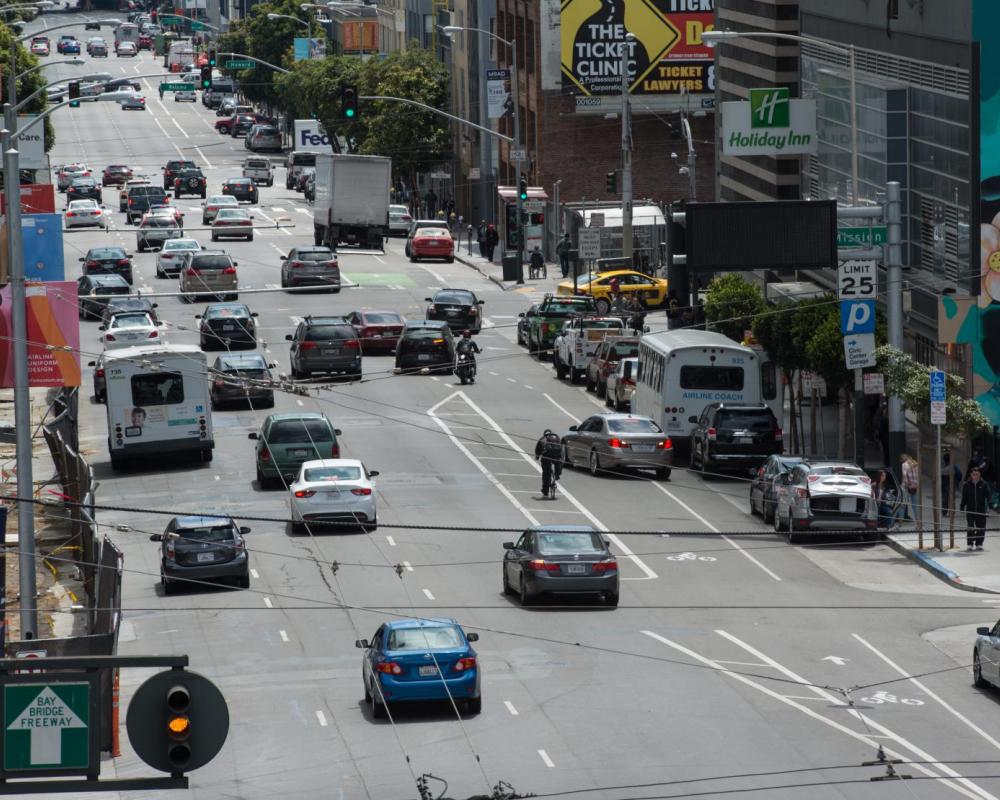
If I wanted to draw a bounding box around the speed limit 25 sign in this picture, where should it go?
[838,259,877,299]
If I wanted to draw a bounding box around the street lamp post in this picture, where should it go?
[443,25,522,282]
[620,32,634,260]
[267,12,311,34]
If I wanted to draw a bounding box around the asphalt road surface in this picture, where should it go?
[30,13,1000,800]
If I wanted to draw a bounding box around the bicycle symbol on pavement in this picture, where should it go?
[859,690,924,706]
[665,552,717,562]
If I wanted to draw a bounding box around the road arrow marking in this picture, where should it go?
[823,656,850,666]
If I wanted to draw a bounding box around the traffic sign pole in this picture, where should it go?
[930,369,946,552]
[838,259,877,468]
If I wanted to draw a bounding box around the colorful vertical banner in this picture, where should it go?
[0,282,80,388]
[486,69,511,119]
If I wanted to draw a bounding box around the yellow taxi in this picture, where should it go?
[556,270,669,313]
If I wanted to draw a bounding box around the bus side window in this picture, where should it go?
[761,361,776,401]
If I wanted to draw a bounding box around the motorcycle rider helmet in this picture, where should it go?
[462,330,472,338]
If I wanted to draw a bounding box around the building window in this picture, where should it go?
[525,20,535,74]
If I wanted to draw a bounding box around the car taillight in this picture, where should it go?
[774,427,783,441]
[117,259,130,267]
[290,261,303,269]
[148,330,158,338]
[128,199,133,205]
[432,338,444,345]
[66,212,75,217]
[470,307,478,316]
[95,368,105,377]
[185,268,199,276]
[260,448,270,461]
[529,560,560,572]
[344,340,359,349]
[213,379,224,387]
[656,438,672,450]
[174,178,180,185]
[591,560,618,573]
[85,261,99,269]
[795,487,808,499]
[293,489,315,498]
[351,487,372,496]
[607,438,625,448]
[622,378,635,386]
[331,444,340,458]
[376,662,403,675]
[233,538,246,556]
[402,215,412,222]
[706,427,717,441]
[222,267,237,274]
[325,261,338,268]
[299,341,316,350]
[165,538,175,559]
[104,333,116,341]
[453,657,476,672]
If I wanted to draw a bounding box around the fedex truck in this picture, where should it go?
[102,344,214,469]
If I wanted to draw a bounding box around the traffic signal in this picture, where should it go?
[606,170,617,194]
[340,85,358,120]
[518,177,528,202]
[165,684,192,770]
[200,65,212,90]
[207,49,216,67]
[68,81,80,108]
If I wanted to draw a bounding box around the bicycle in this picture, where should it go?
[547,478,557,499]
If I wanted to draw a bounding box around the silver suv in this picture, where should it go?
[245,124,281,152]
[286,316,361,380]
[179,250,238,301]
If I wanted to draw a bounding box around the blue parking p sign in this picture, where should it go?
[840,299,876,335]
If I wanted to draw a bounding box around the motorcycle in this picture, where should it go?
[456,351,477,385]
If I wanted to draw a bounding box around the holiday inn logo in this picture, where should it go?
[749,88,790,129]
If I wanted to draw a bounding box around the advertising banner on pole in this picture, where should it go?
[0,184,56,215]
[0,281,80,388]
[293,37,326,60]
[14,116,45,170]
[486,69,512,119]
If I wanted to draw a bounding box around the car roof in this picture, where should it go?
[301,458,363,469]
[88,274,128,284]
[384,617,459,631]
[172,515,233,528]
[215,352,268,367]
[404,320,449,329]
[529,525,598,533]
[265,412,327,421]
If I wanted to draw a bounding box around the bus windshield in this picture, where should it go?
[679,365,744,392]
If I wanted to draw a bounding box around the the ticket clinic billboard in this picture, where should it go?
[560,0,714,96]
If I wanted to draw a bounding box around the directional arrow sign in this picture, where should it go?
[4,683,89,771]
[822,656,850,666]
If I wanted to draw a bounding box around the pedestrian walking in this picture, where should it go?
[941,451,962,521]
[528,246,545,279]
[875,470,897,528]
[556,233,571,278]
[900,453,919,522]
[477,220,487,257]
[666,289,680,329]
[961,467,991,550]
[627,294,647,335]
[485,224,499,262]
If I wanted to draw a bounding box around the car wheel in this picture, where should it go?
[974,649,990,688]
[211,234,218,241]
[763,497,775,524]
[605,591,619,607]
[502,566,513,595]
[162,574,174,595]
[589,449,601,477]
[773,505,784,534]
[219,125,229,134]
[371,689,386,719]
[237,574,250,589]
[519,575,534,606]
[614,395,626,412]
[200,449,213,463]
[656,467,671,481]
[585,372,595,392]
[466,696,482,714]
[554,353,568,380]
[595,379,606,398]
[749,489,758,517]
[785,512,799,544]
[155,266,163,278]
[137,242,145,253]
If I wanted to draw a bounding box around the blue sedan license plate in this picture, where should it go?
[418,665,438,676]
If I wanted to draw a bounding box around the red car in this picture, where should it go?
[102,164,132,187]
[137,33,152,50]
[346,310,405,354]
[215,113,269,135]
[408,227,454,263]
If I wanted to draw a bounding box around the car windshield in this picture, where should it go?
[419,229,451,238]
[810,465,866,477]
[142,218,176,228]
[434,292,474,305]
[405,329,448,340]
[582,319,623,329]
[174,525,233,543]
[609,342,639,358]
[387,626,463,651]
[363,313,403,324]
[266,420,334,443]
[89,248,124,259]
[216,210,248,220]
[69,201,98,210]
[208,196,237,205]
[164,240,199,251]
[111,314,151,328]
[536,531,605,555]
[303,465,362,482]
[546,299,594,315]
[131,187,166,197]
[294,250,334,262]
[716,411,774,430]
[607,417,662,433]
[191,255,234,270]
[304,325,353,341]
[204,305,247,318]
[72,179,96,187]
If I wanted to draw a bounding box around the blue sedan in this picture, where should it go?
[356,618,481,718]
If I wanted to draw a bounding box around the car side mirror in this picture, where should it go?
[280,253,288,260]
[250,311,257,317]
[604,539,612,547]
[194,314,202,319]
[152,303,158,308]
[248,432,259,440]
[87,360,95,366]
[98,325,106,331]
[502,541,513,549]
[568,425,577,432]
[368,470,379,477]
[268,362,277,369]
[466,632,479,642]
[518,312,525,318]
[355,638,370,649]
[978,627,992,636]
[476,300,484,305]
[623,362,633,380]
[148,533,162,542]
[78,256,85,261]
[334,429,342,436]
[239,526,251,535]
[425,297,432,302]
[285,334,293,341]
[688,416,698,424]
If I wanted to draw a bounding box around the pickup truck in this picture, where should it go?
[526,294,597,358]
[585,335,640,396]
[553,316,626,384]
[242,157,274,187]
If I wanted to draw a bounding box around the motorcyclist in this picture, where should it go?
[456,330,480,381]
[535,428,563,498]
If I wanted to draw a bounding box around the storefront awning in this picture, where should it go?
[497,186,549,201]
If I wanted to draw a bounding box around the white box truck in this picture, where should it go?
[313,153,391,250]
[102,344,214,469]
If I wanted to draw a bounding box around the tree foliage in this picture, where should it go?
[876,345,990,437]
[0,25,55,150]
[703,273,766,343]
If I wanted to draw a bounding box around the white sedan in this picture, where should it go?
[29,41,49,56]
[974,622,1000,689]
[115,41,137,57]
[211,208,254,241]
[65,199,108,229]
[57,163,90,191]
[156,238,202,278]
[289,459,379,533]
[99,312,161,350]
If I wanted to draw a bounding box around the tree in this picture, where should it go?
[0,27,55,151]
[703,273,765,343]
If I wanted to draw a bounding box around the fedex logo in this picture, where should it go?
[294,120,333,151]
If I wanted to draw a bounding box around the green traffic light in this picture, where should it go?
[345,108,355,118]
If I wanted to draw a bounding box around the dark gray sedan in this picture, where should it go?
[210,352,275,409]
[503,526,618,606]
[562,413,673,480]
[150,515,251,594]
[279,246,340,291]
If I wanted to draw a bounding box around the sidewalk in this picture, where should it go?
[884,519,1000,594]
[453,244,563,291]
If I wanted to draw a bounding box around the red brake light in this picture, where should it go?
[222,267,237,275]
[213,379,224,387]
[331,444,340,458]
[376,661,403,675]
[795,487,808,499]
[351,487,372,496]
[775,427,783,441]
[185,268,198,276]
[95,368,105,377]
[66,212,75,217]
[299,341,317,350]
[260,448,270,461]
[147,330,158,338]
[607,438,623,448]
[104,333,116,342]
[293,489,315,498]
[529,560,561,572]
[591,560,618,573]
[656,438,672,450]
[343,340,359,349]
[117,259,130,266]
[453,657,477,672]
[706,427,717,441]
[290,261,303,269]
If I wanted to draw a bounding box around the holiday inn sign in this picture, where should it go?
[721,88,818,156]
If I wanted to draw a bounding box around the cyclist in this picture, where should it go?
[534,428,563,498]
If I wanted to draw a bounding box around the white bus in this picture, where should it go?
[114,22,139,48]
[634,330,780,448]
[101,344,213,469]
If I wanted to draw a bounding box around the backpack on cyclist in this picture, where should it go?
[541,432,562,459]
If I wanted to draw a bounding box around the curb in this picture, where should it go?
[884,534,1000,594]
[454,254,514,291]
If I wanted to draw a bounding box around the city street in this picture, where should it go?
[30,13,1000,800]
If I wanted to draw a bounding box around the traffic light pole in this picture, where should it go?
[620,32,634,260]
[511,42,524,284]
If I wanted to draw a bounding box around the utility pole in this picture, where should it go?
[620,32,634,260]
[886,181,905,476]
[680,115,696,201]
[510,40,524,283]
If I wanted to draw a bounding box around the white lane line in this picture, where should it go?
[642,631,991,800]
[170,117,190,138]
[537,750,554,768]
[506,377,517,383]
[250,569,259,579]
[296,399,304,406]
[263,596,273,608]
[576,387,608,409]
[714,629,997,800]
[272,207,286,212]
[488,371,498,376]
[279,629,289,642]
[373,255,385,264]
[269,243,284,255]
[402,561,413,572]
[504,700,519,715]
[543,393,582,423]
[714,660,773,668]
[525,385,534,390]
[528,508,584,514]
[423,267,448,284]
[428,391,656,580]
[213,475,220,481]
[386,535,396,546]
[493,473,538,477]
[315,709,328,727]
[194,146,213,170]
[422,588,435,600]
[296,207,311,215]
[649,482,781,582]
[852,633,1000,753]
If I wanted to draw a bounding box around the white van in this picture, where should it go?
[102,344,214,469]
[633,330,781,448]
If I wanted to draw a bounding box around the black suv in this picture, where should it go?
[66,177,102,203]
[196,302,258,351]
[395,321,456,375]
[80,246,133,285]
[286,316,362,380]
[173,168,207,199]
[125,185,169,223]
[689,403,783,476]
[162,159,196,190]
[424,289,484,333]
[210,352,275,409]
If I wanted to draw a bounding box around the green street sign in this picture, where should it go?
[749,87,790,129]
[160,82,195,92]
[837,226,888,248]
[191,20,206,31]
[4,683,89,771]
[224,59,253,69]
